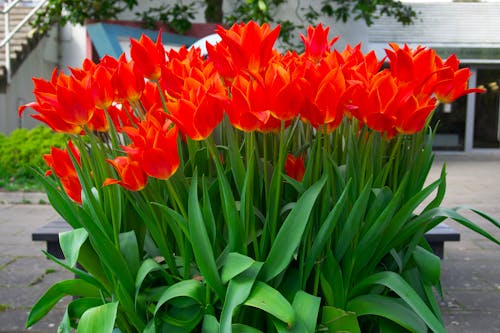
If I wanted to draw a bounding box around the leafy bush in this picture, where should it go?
[0,126,67,183]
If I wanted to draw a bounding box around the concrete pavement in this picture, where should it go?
[0,153,499,332]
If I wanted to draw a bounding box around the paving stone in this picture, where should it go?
[441,258,500,290]
[0,306,66,333]
[442,311,500,333]
[442,290,500,312]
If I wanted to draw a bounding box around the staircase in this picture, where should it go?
[0,1,45,90]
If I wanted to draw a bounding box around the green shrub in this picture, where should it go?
[0,126,67,182]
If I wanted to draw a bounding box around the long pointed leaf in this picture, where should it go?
[27,279,101,327]
[261,175,327,281]
[77,302,118,333]
[303,181,351,282]
[347,294,427,333]
[350,271,446,333]
[243,281,295,327]
[59,228,88,268]
[220,262,263,333]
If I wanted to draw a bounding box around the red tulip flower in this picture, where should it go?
[130,33,166,81]
[300,24,339,62]
[43,141,82,204]
[104,156,147,192]
[433,55,485,103]
[285,154,305,182]
[209,21,280,76]
[123,112,180,180]
[113,59,145,103]
[166,65,228,140]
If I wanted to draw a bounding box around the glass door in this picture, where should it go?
[431,96,467,151]
[473,69,500,149]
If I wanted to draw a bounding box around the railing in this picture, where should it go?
[0,0,48,83]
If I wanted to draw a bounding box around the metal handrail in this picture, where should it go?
[0,0,49,82]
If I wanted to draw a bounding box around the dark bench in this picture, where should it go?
[425,222,460,259]
[32,220,72,259]
[32,220,460,260]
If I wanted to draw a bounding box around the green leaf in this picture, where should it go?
[135,258,169,305]
[42,250,107,291]
[243,281,295,327]
[67,297,105,321]
[188,174,225,299]
[59,228,88,268]
[221,252,256,284]
[220,262,263,333]
[27,279,101,327]
[321,306,361,333]
[413,246,440,285]
[119,231,140,276]
[232,324,263,333]
[261,175,327,281]
[59,297,105,332]
[347,294,427,333]
[334,177,373,260]
[155,279,205,315]
[211,142,244,253]
[292,290,321,333]
[303,181,351,282]
[202,314,220,333]
[77,302,118,333]
[320,251,345,308]
[422,165,447,212]
[350,271,446,333]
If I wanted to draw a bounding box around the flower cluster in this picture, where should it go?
[25,21,498,333]
[21,21,481,202]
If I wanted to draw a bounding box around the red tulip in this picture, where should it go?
[300,24,339,62]
[433,55,485,103]
[166,64,228,140]
[104,156,147,191]
[208,21,280,77]
[285,154,305,182]
[130,33,166,81]
[43,141,82,204]
[226,74,271,132]
[122,112,180,180]
[113,59,145,103]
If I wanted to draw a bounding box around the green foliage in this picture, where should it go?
[32,0,415,50]
[0,126,67,187]
[225,0,417,50]
[136,2,199,34]
[33,0,138,33]
[27,117,500,332]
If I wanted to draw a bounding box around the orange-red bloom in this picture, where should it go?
[299,64,347,132]
[130,33,166,81]
[285,154,305,182]
[208,21,280,77]
[351,70,437,137]
[433,55,485,103]
[166,63,228,140]
[122,112,180,180]
[104,156,147,191]
[18,69,97,134]
[226,74,271,132]
[113,58,145,103]
[43,141,82,204]
[300,24,339,62]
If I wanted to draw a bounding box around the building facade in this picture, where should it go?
[368,2,500,152]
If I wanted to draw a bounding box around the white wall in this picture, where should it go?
[1,30,57,134]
